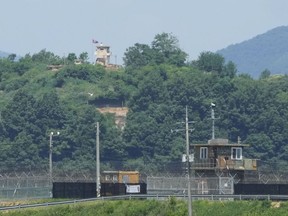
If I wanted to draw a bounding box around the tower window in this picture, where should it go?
[200,147,208,159]
[231,147,242,160]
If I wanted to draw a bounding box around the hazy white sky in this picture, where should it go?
[1,0,288,64]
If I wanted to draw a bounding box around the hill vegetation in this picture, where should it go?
[217,26,288,78]
[0,33,288,174]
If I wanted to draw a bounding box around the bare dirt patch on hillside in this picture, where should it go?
[97,107,129,117]
[97,107,129,129]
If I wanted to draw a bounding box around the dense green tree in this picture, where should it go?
[128,67,169,112]
[151,32,188,66]
[35,92,67,159]
[259,69,271,79]
[59,106,100,171]
[0,91,41,171]
[79,52,89,63]
[13,61,32,75]
[123,33,187,68]
[67,53,77,63]
[7,53,16,62]
[195,51,225,74]
[0,58,13,81]
[223,61,237,78]
[32,49,62,64]
[2,91,38,140]
[123,43,153,68]
[54,64,105,88]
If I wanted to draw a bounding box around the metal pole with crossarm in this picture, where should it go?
[185,106,193,216]
[49,131,59,198]
[172,106,194,216]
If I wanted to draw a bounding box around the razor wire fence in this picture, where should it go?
[0,172,50,200]
[147,176,234,195]
[1,168,288,200]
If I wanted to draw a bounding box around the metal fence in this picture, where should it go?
[243,170,288,184]
[0,172,50,200]
[1,169,288,200]
[147,176,234,195]
[0,170,100,200]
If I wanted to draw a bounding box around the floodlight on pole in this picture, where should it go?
[210,103,219,140]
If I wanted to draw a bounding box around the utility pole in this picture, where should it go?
[185,106,193,216]
[49,131,59,198]
[172,106,194,216]
[96,122,100,197]
[49,132,53,196]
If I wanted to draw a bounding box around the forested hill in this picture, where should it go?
[217,26,288,78]
[0,33,288,175]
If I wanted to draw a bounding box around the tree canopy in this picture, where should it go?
[123,33,187,68]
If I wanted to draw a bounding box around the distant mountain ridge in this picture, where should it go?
[217,26,288,78]
[0,50,21,61]
[0,51,10,58]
